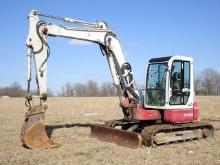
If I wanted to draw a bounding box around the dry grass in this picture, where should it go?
[0,96,220,165]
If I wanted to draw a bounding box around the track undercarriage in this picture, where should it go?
[90,119,214,148]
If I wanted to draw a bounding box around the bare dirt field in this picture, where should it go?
[0,96,220,165]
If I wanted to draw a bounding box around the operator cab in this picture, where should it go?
[144,56,194,111]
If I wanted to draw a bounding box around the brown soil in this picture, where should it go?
[0,96,220,165]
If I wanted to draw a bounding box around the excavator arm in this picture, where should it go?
[26,10,139,106]
[21,10,139,149]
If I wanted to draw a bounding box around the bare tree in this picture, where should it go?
[73,83,88,97]
[60,80,118,97]
[100,82,117,96]
[194,71,202,95]
[214,74,220,95]
[86,80,99,96]
[200,68,219,95]
[0,81,25,97]
[61,82,74,96]
[194,78,201,95]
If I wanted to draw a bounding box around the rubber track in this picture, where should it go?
[141,121,214,146]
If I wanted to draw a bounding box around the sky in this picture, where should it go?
[0,0,219,93]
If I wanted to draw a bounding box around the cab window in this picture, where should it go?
[146,63,167,106]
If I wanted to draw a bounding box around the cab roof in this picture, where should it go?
[149,55,193,63]
[149,56,172,63]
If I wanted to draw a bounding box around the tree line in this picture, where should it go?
[0,82,25,97]
[0,68,220,97]
[60,80,117,97]
[194,68,220,95]
[0,80,118,97]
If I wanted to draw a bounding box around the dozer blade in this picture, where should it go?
[90,124,143,148]
[21,106,60,149]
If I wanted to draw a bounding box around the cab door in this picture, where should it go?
[169,60,190,105]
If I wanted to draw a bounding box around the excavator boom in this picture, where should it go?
[22,10,139,149]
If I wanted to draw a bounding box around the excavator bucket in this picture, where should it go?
[21,106,60,149]
[90,124,143,148]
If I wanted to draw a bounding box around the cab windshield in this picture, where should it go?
[145,63,167,106]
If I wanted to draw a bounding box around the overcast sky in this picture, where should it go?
[0,0,219,93]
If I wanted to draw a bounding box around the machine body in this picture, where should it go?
[21,11,213,149]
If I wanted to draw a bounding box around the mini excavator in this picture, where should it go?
[21,10,213,149]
